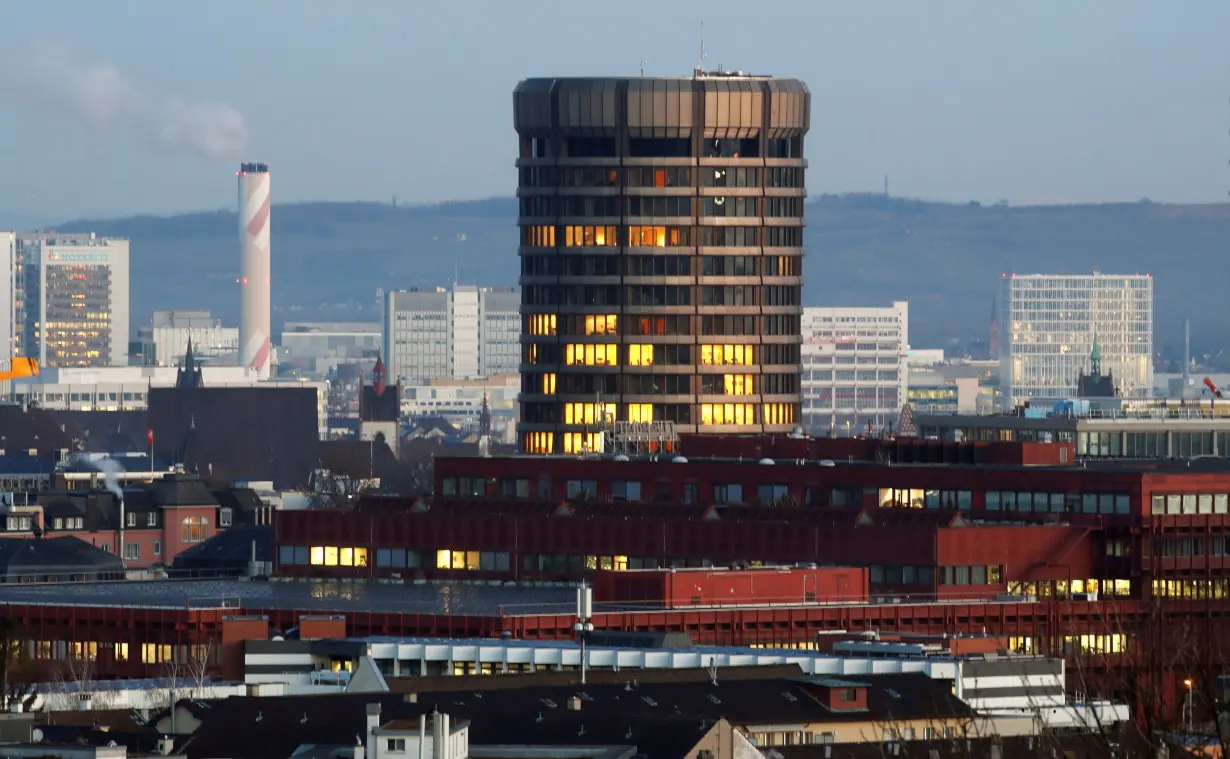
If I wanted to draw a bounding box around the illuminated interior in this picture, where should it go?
[585,314,617,335]
[524,225,556,246]
[523,432,554,454]
[566,344,617,366]
[763,403,796,425]
[701,344,753,366]
[700,403,755,425]
[563,225,617,247]
[528,314,557,336]
[627,403,653,423]
[526,344,539,364]
[563,432,604,454]
[724,374,753,395]
[309,546,370,567]
[627,225,684,247]
[564,402,614,425]
[541,373,556,394]
[628,344,654,366]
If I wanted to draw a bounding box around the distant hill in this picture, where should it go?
[57,195,1230,352]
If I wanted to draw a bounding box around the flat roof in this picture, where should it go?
[0,579,578,616]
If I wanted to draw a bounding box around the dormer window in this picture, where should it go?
[219,508,233,528]
[6,515,30,531]
[127,511,136,527]
[53,518,63,530]
[147,513,157,527]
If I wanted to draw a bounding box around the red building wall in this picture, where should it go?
[594,566,869,607]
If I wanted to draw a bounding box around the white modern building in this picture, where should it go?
[9,366,330,435]
[18,232,129,368]
[135,309,238,367]
[280,321,380,377]
[402,374,519,442]
[0,230,16,366]
[383,286,519,386]
[801,302,908,435]
[999,273,1153,407]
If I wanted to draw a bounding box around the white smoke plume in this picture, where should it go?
[0,45,249,161]
[74,454,125,505]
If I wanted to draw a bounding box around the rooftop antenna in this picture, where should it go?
[696,22,707,76]
[639,59,646,77]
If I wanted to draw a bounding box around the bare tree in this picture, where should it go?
[158,641,214,711]
[41,654,118,712]
[0,619,36,713]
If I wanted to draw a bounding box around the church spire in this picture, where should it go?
[372,353,387,397]
[1090,332,1102,378]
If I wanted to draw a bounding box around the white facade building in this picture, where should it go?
[280,321,380,377]
[999,273,1153,407]
[9,366,329,435]
[801,302,908,435]
[383,286,519,386]
[18,233,129,368]
[137,309,238,366]
[0,231,15,365]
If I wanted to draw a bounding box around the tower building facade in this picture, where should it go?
[514,74,810,454]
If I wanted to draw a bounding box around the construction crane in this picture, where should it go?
[1204,376,1223,399]
[0,357,39,382]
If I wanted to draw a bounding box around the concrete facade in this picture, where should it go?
[18,232,129,368]
[383,286,520,386]
[514,74,810,452]
[801,302,908,435]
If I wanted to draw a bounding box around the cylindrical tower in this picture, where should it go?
[514,73,810,454]
[238,162,271,379]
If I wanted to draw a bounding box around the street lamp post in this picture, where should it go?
[1183,678,1194,734]
[575,582,594,685]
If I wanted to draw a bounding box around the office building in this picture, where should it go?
[515,73,810,453]
[280,321,380,377]
[382,285,519,386]
[801,302,907,435]
[999,273,1153,407]
[0,230,16,364]
[134,309,238,367]
[18,232,129,368]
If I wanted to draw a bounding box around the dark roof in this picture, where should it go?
[172,524,272,571]
[0,578,575,614]
[385,665,806,694]
[148,386,320,489]
[177,673,961,759]
[0,536,124,573]
[148,475,219,507]
[0,455,56,475]
[208,487,265,513]
[46,410,150,453]
[319,439,422,494]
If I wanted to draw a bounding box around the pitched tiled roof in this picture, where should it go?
[0,536,124,573]
[172,524,272,572]
[177,672,968,759]
[148,387,320,489]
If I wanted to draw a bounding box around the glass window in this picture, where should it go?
[1199,495,1214,515]
[1115,495,1131,515]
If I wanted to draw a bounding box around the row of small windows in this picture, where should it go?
[524,342,799,366]
[523,284,801,308]
[520,225,803,248]
[521,254,801,279]
[518,166,803,189]
[519,195,803,219]
[522,372,799,397]
[521,401,794,431]
[520,136,802,160]
[527,313,797,338]
[1151,493,1230,515]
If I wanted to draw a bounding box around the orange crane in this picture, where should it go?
[1204,376,1223,399]
[0,357,39,382]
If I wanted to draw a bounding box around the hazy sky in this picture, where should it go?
[1,0,1227,220]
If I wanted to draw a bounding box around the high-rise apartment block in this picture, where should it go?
[382,285,519,386]
[514,74,810,453]
[0,231,16,365]
[999,273,1153,407]
[801,302,908,435]
[18,232,130,368]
